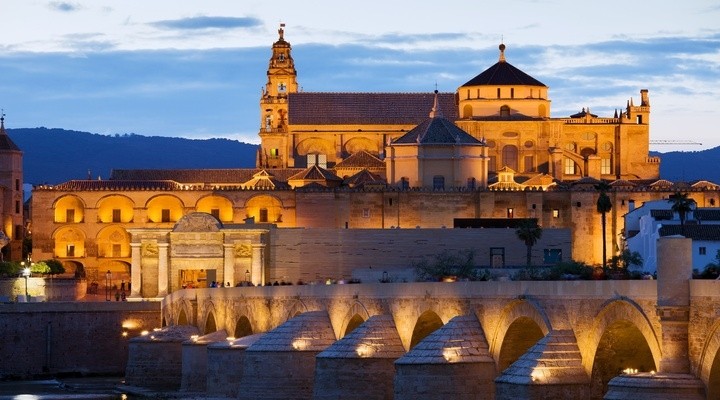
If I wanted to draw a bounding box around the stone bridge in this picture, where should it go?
[127,237,720,399]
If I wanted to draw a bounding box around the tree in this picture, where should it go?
[515,219,542,268]
[414,249,486,281]
[596,181,613,268]
[668,192,695,235]
[45,259,66,276]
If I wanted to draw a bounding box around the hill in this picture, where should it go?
[7,127,258,185]
[6,127,720,186]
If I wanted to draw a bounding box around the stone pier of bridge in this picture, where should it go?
[123,238,720,399]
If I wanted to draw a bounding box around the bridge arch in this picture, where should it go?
[409,310,444,350]
[204,311,217,334]
[585,298,660,397]
[697,318,720,398]
[174,300,193,326]
[489,298,552,368]
[284,299,310,322]
[338,301,371,338]
[234,315,253,338]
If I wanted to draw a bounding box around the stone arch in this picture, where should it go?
[178,308,189,325]
[51,226,87,259]
[463,104,473,118]
[343,137,379,156]
[195,194,234,222]
[584,299,661,377]
[96,194,135,223]
[339,301,371,338]
[145,194,185,223]
[244,194,284,223]
[234,315,253,338]
[53,194,86,223]
[96,225,131,258]
[409,310,444,349]
[205,311,217,334]
[175,299,194,326]
[284,299,310,322]
[97,260,131,289]
[489,299,552,365]
[295,137,335,158]
[61,260,85,278]
[697,318,720,397]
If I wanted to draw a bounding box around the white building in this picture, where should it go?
[625,199,720,272]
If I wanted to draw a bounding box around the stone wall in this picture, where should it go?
[267,228,571,284]
[0,301,160,378]
[0,277,86,301]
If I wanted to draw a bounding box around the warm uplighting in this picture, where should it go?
[121,331,128,338]
[226,336,236,341]
[121,320,139,330]
[356,343,374,358]
[442,347,460,363]
[292,338,309,350]
[140,330,149,336]
[623,368,639,374]
[531,370,542,382]
[190,334,199,342]
[153,328,161,332]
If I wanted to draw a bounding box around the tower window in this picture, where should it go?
[497,88,501,98]
[161,209,171,223]
[259,208,268,223]
[278,82,287,93]
[500,105,510,117]
[15,179,19,191]
[66,209,75,223]
[67,244,75,257]
[112,209,121,223]
[15,201,20,214]
[511,88,515,98]
[507,208,514,218]
[564,158,576,175]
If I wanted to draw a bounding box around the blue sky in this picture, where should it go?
[0,0,718,152]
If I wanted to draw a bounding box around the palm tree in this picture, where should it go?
[596,181,613,269]
[515,219,542,268]
[669,192,696,235]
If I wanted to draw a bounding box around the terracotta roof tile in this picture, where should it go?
[334,150,385,168]
[461,60,546,87]
[288,92,457,125]
[50,180,185,191]
[110,168,303,184]
[393,117,482,145]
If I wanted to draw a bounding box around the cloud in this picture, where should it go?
[150,16,263,31]
[48,1,80,12]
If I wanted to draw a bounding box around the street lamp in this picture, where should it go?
[22,267,30,300]
[105,270,111,301]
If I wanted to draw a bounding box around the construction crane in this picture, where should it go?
[649,140,702,146]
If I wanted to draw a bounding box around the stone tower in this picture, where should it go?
[0,114,24,261]
[258,23,299,169]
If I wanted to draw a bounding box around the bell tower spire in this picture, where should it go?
[258,23,299,168]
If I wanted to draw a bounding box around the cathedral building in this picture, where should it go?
[29,25,718,298]
[0,115,25,262]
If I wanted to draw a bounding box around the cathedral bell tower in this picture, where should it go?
[258,23,298,169]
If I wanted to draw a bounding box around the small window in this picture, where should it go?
[278,82,287,93]
[711,199,716,206]
[112,244,121,257]
[210,209,220,219]
[259,208,268,223]
[278,53,285,61]
[14,225,22,240]
[490,247,505,268]
[552,209,560,218]
[67,244,75,257]
[388,198,393,206]
[601,158,612,175]
[497,88,501,98]
[66,209,75,223]
[433,176,445,190]
[700,247,707,255]
[544,249,562,264]
[15,201,20,214]
[507,208,514,218]
[112,209,121,223]
[270,148,279,157]
[564,158,576,175]
[524,156,535,172]
[15,179,19,191]
[362,208,370,218]
[161,209,171,223]
[510,88,515,98]
[500,105,510,117]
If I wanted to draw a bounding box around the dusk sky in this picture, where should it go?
[0,0,718,152]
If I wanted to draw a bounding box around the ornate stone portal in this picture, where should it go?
[128,212,269,298]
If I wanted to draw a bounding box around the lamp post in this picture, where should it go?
[105,270,111,301]
[22,267,30,300]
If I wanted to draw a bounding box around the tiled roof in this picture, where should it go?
[288,165,342,182]
[288,92,458,125]
[50,180,185,191]
[659,224,720,241]
[696,209,720,221]
[569,108,598,118]
[334,150,385,168]
[609,179,637,188]
[394,315,493,365]
[392,117,482,145]
[246,311,336,352]
[342,169,386,188]
[242,170,291,190]
[0,123,21,152]
[110,168,303,184]
[461,60,546,87]
[650,209,673,220]
[316,315,405,359]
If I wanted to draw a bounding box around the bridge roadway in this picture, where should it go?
[133,237,720,399]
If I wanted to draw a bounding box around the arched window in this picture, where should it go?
[502,145,518,170]
[500,105,510,117]
[463,104,473,118]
